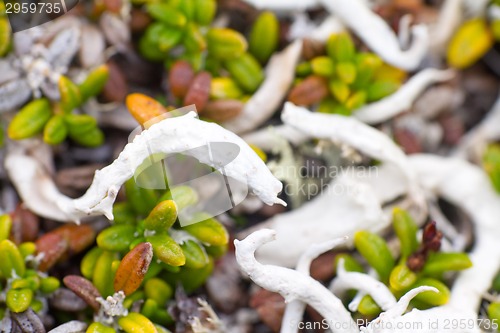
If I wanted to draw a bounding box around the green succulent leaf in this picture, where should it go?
[181,215,228,246]
[44,115,68,145]
[81,247,103,280]
[310,56,335,77]
[354,230,395,283]
[206,28,247,60]
[224,52,264,93]
[389,264,417,291]
[6,288,33,313]
[0,239,26,278]
[144,200,178,233]
[327,33,355,62]
[180,240,209,269]
[79,65,109,102]
[422,252,472,276]
[0,214,12,241]
[8,98,52,140]
[125,178,158,216]
[193,0,216,26]
[147,233,185,266]
[411,278,450,306]
[147,3,187,28]
[97,225,137,252]
[144,278,173,305]
[392,207,419,258]
[358,295,382,317]
[93,251,116,297]
[59,75,82,113]
[249,11,279,63]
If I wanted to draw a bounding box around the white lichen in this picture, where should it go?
[410,155,500,313]
[353,69,455,124]
[330,259,396,312]
[6,112,285,222]
[281,237,348,333]
[235,229,457,333]
[222,40,302,134]
[241,0,429,70]
[95,291,128,326]
[234,229,358,333]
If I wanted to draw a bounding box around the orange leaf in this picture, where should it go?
[125,93,169,127]
[113,242,153,296]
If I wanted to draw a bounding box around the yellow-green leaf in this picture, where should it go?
[206,28,247,60]
[144,200,178,233]
[146,233,185,266]
[354,231,394,283]
[59,76,82,113]
[249,11,279,63]
[447,18,493,69]
[6,288,33,313]
[118,312,158,333]
[8,99,52,140]
[0,239,25,278]
[181,216,228,246]
[43,115,67,145]
[79,65,109,102]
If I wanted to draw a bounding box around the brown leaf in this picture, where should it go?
[250,289,285,332]
[183,71,212,112]
[288,75,329,106]
[63,275,102,311]
[130,8,152,33]
[201,99,244,122]
[9,204,39,244]
[393,127,422,154]
[114,242,153,296]
[35,233,69,272]
[302,38,326,60]
[169,61,195,99]
[439,113,464,145]
[103,0,122,13]
[51,224,96,255]
[102,61,128,103]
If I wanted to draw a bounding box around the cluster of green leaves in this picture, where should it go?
[0,1,11,57]
[483,144,500,193]
[336,208,472,317]
[139,1,279,116]
[0,215,60,317]
[292,33,405,116]
[139,0,278,65]
[202,10,279,96]
[80,180,228,329]
[7,66,109,147]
